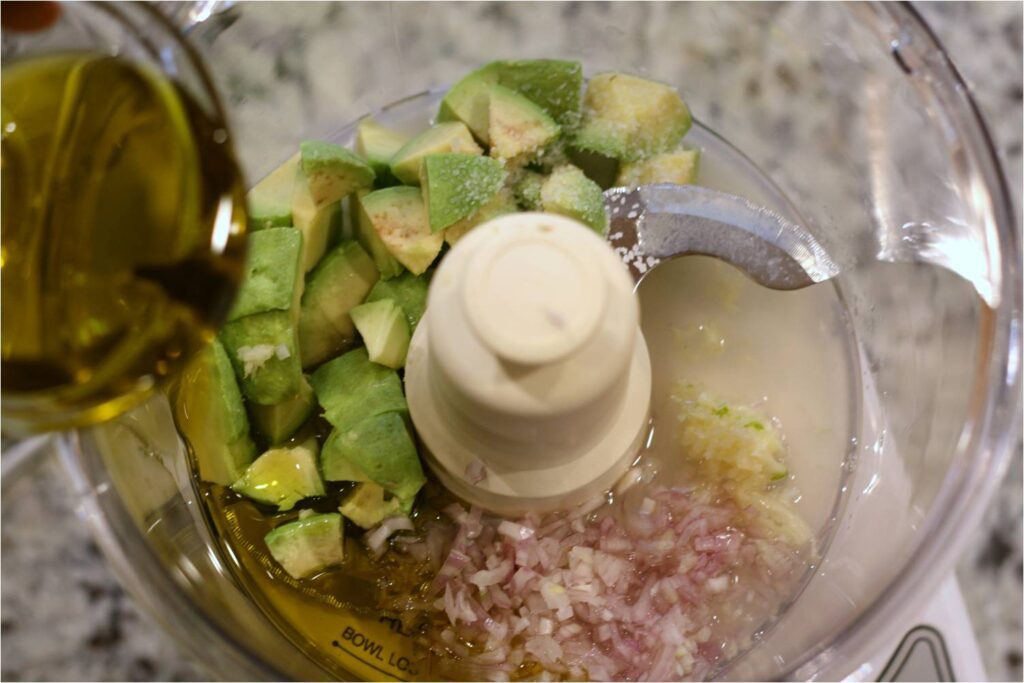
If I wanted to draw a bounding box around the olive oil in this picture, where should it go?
[1,53,247,433]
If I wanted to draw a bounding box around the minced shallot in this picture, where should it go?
[394,485,804,681]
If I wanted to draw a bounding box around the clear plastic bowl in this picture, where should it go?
[43,3,1021,680]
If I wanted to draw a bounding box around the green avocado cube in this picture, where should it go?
[174,340,257,486]
[437,65,500,144]
[339,482,402,529]
[264,512,344,579]
[299,140,375,205]
[389,122,482,186]
[489,59,583,130]
[297,241,379,368]
[364,271,430,333]
[220,310,304,405]
[321,412,425,510]
[512,169,546,210]
[541,165,609,235]
[232,438,325,511]
[616,148,701,187]
[355,118,410,182]
[350,299,410,369]
[420,153,506,232]
[358,187,442,275]
[247,153,299,230]
[445,186,518,246]
[309,347,407,433]
[353,189,404,280]
[488,85,561,162]
[574,72,691,162]
[227,228,303,322]
[249,375,316,445]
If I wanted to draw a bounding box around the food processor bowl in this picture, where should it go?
[53,3,1019,680]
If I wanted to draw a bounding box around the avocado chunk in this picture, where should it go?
[174,340,257,486]
[292,141,375,272]
[310,347,407,433]
[420,153,506,232]
[249,375,316,445]
[574,73,691,162]
[292,182,337,273]
[220,310,303,405]
[540,165,609,235]
[488,85,561,162]
[512,169,546,210]
[264,512,344,579]
[299,140,376,205]
[247,153,299,230]
[297,241,379,368]
[437,65,500,144]
[353,190,405,279]
[445,186,518,246]
[489,59,583,130]
[232,438,325,511]
[616,148,701,187]
[350,299,410,369]
[364,271,430,333]
[226,227,303,322]
[339,482,402,530]
[359,187,442,275]
[389,122,482,186]
[321,412,425,511]
[355,118,409,183]
[439,60,583,138]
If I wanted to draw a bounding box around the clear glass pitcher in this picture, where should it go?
[13,3,1020,681]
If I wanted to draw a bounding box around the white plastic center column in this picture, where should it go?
[404,213,651,515]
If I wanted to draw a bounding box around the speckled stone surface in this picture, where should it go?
[1,3,1020,681]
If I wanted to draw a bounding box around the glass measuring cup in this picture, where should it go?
[11,2,1020,681]
[0,2,248,435]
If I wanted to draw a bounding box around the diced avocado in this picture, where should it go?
[488,85,561,162]
[355,118,410,183]
[232,438,325,511]
[359,187,443,275]
[445,186,518,246]
[339,482,402,530]
[320,429,370,482]
[310,347,407,433]
[321,412,425,510]
[292,181,338,273]
[567,146,620,190]
[226,228,303,322]
[489,59,583,130]
[540,165,609,235]
[299,140,375,205]
[389,122,482,186]
[616,148,701,187]
[574,73,691,162]
[437,64,500,143]
[420,153,506,232]
[354,190,404,279]
[249,375,316,445]
[350,299,410,369]
[247,153,298,230]
[364,271,430,333]
[512,169,546,210]
[174,340,257,486]
[264,512,344,579]
[297,241,379,368]
[220,311,303,405]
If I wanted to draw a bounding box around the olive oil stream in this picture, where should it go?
[1,53,247,432]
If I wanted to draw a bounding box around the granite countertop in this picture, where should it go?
[2,2,1021,681]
